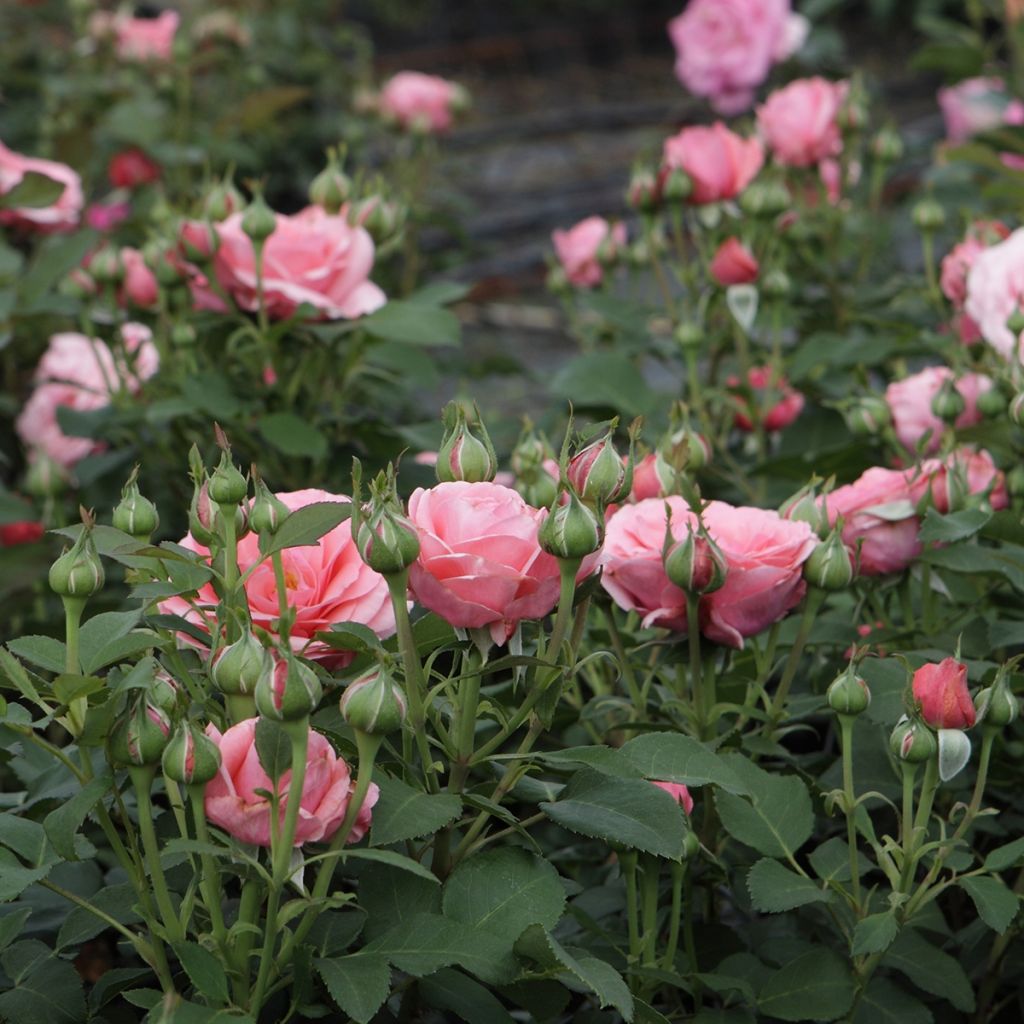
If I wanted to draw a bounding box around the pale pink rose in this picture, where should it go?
[938,77,1024,144]
[160,489,396,664]
[662,122,764,204]
[15,381,107,468]
[0,140,82,233]
[651,781,694,814]
[885,367,991,454]
[118,322,160,385]
[699,501,815,648]
[729,366,805,432]
[964,226,1024,360]
[112,11,179,61]
[826,467,921,575]
[600,496,698,631]
[668,0,807,115]
[911,448,1009,513]
[552,217,627,288]
[709,237,759,286]
[121,247,159,308]
[378,71,463,133]
[940,221,1009,307]
[1000,152,1024,171]
[204,719,378,847]
[757,78,849,168]
[85,201,130,232]
[407,481,567,646]
[213,206,385,321]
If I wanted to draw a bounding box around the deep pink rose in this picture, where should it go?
[940,222,1009,308]
[651,781,694,814]
[668,0,808,115]
[161,489,396,663]
[912,658,975,730]
[938,77,1024,144]
[204,719,378,847]
[757,77,849,167]
[699,501,816,648]
[911,448,1009,514]
[85,201,131,232]
[885,366,991,454]
[113,11,179,61]
[213,206,385,321]
[0,140,82,233]
[826,467,921,575]
[121,247,159,308]
[729,366,805,432]
[964,226,1024,360]
[407,481,569,646]
[108,148,160,189]
[378,71,464,133]
[552,217,627,288]
[662,123,764,204]
[600,496,698,630]
[710,237,759,286]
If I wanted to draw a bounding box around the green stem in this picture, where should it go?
[640,857,660,967]
[839,715,861,912]
[601,605,644,713]
[63,596,87,736]
[188,787,228,951]
[686,593,705,737]
[622,852,641,983]
[899,763,917,889]
[765,588,825,734]
[272,551,291,647]
[682,863,701,1010]
[662,860,684,971]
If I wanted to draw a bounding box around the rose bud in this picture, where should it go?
[845,395,890,438]
[208,447,248,506]
[112,471,159,541]
[779,482,829,539]
[0,521,44,547]
[977,385,1008,418]
[662,167,693,204]
[241,189,276,244]
[90,244,124,286]
[626,166,659,213]
[650,780,694,814]
[308,149,351,214]
[871,125,904,163]
[761,268,791,300]
[203,179,245,221]
[913,657,976,730]
[674,322,703,351]
[25,454,68,499]
[890,716,939,763]
[49,525,104,599]
[827,667,871,716]
[179,219,219,262]
[436,401,497,483]
[709,237,759,287]
[340,666,407,735]
[682,830,701,860]
[172,323,197,348]
[255,655,323,722]
[162,721,222,786]
[108,148,160,189]
[1010,391,1024,428]
[189,478,217,546]
[210,631,270,696]
[974,672,1019,729]
[568,428,630,507]
[930,376,967,425]
[250,474,290,536]
[109,697,172,768]
[150,670,181,715]
[1007,306,1024,338]
[538,487,604,560]
[1008,465,1024,498]
[912,198,945,232]
[663,524,727,595]
[803,527,855,591]
[141,239,184,287]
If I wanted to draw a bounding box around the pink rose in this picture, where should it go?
[85,201,130,232]
[938,77,1024,144]
[378,71,464,133]
[826,467,921,575]
[204,719,378,847]
[885,366,991,454]
[662,122,764,204]
[699,501,816,648]
[964,226,1024,360]
[911,448,1009,514]
[161,489,396,663]
[941,222,1009,308]
[912,658,975,730]
[552,217,627,288]
[15,381,107,468]
[600,496,698,631]
[407,481,568,646]
[757,77,849,167]
[710,237,759,286]
[112,11,179,61]
[651,781,694,814]
[108,148,160,189]
[0,140,82,233]
[121,247,159,308]
[213,206,385,321]
[729,366,805,432]
[668,0,808,115]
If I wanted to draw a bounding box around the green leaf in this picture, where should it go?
[43,773,112,862]
[18,231,97,307]
[258,413,328,460]
[365,912,518,985]
[515,924,633,1021]
[959,876,1020,933]
[362,300,461,346]
[0,909,32,952]
[443,848,565,942]
[173,941,230,1004]
[77,610,142,675]
[370,775,461,847]
[421,967,516,1024]
[746,858,830,913]
[852,977,933,1024]
[757,948,855,1021]
[549,352,654,417]
[1,172,65,210]
[919,506,992,543]
[316,953,391,1024]
[619,733,748,793]
[534,746,644,777]
[0,814,48,864]
[57,884,140,950]
[258,501,352,559]
[357,861,441,942]
[0,849,50,902]
[809,837,856,883]
[851,912,899,956]
[983,835,1024,872]
[340,848,439,882]
[254,718,291,783]
[883,928,975,1012]
[715,756,813,859]
[0,951,86,1024]
[541,770,686,859]
[6,637,66,675]
[317,623,386,656]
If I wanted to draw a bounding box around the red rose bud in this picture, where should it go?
[709,237,759,287]
[663,524,727,595]
[890,715,938,763]
[0,521,44,546]
[650,780,694,814]
[845,395,890,437]
[436,402,497,483]
[339,667,407,735]
[930,376,966,424]
[108,148,160,189]
[109,697,172,767]
[49,523,104,599]
[803,528,854,591]
[912,657,975,730]
[826,667,871,716]
[568,428,629,506]
[538,487,604,560]
[308,148,351,214]
[162,721,222,786]
[210,631,270,696]
[255,655,323,721]
[112,469,159,540]
[250,474,290,536]
[179,219,219,262]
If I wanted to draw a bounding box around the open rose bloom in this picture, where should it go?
[885,366,991,454]
[938,77,1024,144]
[378,71,465,132]
[757,77,849,168]
[0,139,82,233]
[964,226,1024,360]
[552,217,627,288]
[205,719,378,847]
[662,122,764,204]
